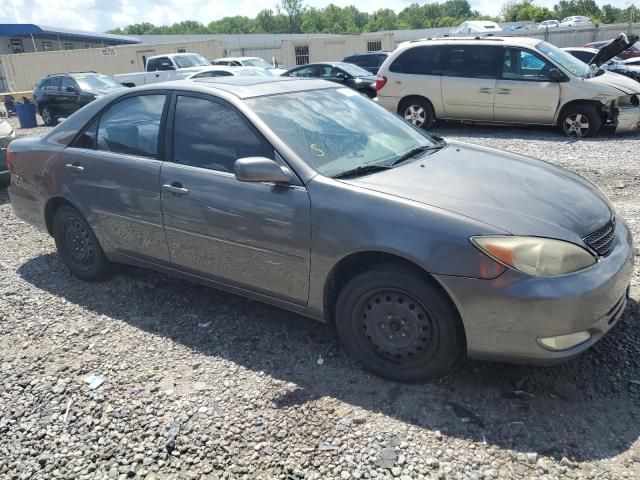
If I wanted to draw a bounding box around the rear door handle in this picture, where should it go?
[65,163,84,173]
[479,87,493,94]
[497,88,511,95]
[162,183,190,196]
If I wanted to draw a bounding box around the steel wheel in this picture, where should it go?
[62,217,96,268]
[357,287,438,364]
[563,113,590,137]
[404,105,427,127]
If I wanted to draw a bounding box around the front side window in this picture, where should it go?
[172,96,273,173]
[390,46,442,75]
[286,66,317,77]
[61,77,77,92]
[96,95,166,158]
[247,88,438,178]
[173,54,210,68]
[442,45,501,79]
[503,48,554,81]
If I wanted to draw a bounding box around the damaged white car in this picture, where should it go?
[376,33,640,137]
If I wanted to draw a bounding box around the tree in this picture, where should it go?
[280,0,305,33]
[364,9,398,32]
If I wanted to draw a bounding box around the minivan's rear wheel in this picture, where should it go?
[53,206,113,281]
[560,105,601,138]
[335,265,463,382]
[399,98,435,130]
[41,106,57,126]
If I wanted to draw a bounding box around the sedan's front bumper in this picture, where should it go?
[435,220,634,364]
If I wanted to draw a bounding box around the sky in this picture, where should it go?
[0,0,636,33]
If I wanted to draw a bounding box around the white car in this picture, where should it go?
[185,66,273,79]
[114,53,212,87]
[559,16,592,28]
[212,57,287,76]
[538,20,560,29]
[451,21,502,35]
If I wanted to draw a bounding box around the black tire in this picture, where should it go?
[398,97,435,130]
[335,265,463,382]
[52,206,113,281]
[559,104,601,138]
[41,106,57,127]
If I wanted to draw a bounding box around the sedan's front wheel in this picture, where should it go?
[335,265,463,382]
[53,206,113,281]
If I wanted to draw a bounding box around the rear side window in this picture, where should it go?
[442,45,501,79]
[96,95,166,158]
[172,96,273,173]
[389,46,442,75]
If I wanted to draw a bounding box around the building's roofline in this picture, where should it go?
[0,24,140,44]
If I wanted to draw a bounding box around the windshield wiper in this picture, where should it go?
[391,145,443,166]
[332,164,392,179]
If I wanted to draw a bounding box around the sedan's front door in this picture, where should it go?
[440,45,501,121]
[160,94,312,304]
[62,92,171,263]
[493,48,560,124]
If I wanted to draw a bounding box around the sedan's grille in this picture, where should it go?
[583,220,615,256]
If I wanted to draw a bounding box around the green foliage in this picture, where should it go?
[105,0,630,36]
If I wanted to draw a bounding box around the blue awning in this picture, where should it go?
[0,24,140,44]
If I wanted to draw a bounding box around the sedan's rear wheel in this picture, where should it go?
[41,106,57,126]
[399,98,435,130]
[560,105,601,138]
[53,206,113,281]
[335,265,463,382]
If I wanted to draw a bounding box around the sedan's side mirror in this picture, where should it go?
[234,157,292,184]
[548,68,566,82]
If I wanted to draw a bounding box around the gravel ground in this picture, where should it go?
[1,117,639,480]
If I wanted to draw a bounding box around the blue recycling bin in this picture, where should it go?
[15,102,37,129]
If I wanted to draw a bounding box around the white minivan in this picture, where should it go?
[375,35,640,137]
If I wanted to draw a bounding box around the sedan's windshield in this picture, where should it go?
[536,41,591,78]
[73,74,122,90]
[174,54,210,68]
[246,88,440,178]
[242,58,273,69]
[338,63,373,77]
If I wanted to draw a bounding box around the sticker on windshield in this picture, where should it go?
[337,88,358,97]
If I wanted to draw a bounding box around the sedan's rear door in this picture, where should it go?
[160,93,312,304]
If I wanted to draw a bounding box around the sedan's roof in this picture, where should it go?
[164,77,338,99]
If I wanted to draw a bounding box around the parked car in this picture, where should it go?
[186,66,272,79]
[585,38,640,60]
[342,52,391,75]
[559,16,592,27]
[564,47,640,82]
[33,72,127,126]
[114,53,212,87]
[538,20,560,29]
[212,57,287,76]
[0,119,15,185]
[375,35,640,137]
[451,21,502,35]
[282,62,377,97]
[505,22,538,32]
[7,78,633,382]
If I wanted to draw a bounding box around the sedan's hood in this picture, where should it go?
[587,70,640,94]
[345,142,613,241]
[591,33,639,66]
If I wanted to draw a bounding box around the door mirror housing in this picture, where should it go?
[548,68,566,82]
[234,157,292,184]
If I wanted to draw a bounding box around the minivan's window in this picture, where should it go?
[173,96,273,173]
[536,41,590,78]
[389,46,442,75]
[442,45,501,79]
[96,95,166,158]
[503,48,553,81]
[247,88,439,178]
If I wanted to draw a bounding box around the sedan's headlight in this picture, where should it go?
[471,236,596,277]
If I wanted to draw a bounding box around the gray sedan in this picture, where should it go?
[7,78,633,382]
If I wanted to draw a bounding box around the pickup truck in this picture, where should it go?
[114,53,212,87]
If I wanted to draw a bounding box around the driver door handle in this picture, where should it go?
[497,88,511,95]
[162,182,190,196]
[478,87,493,94]
[65,163,84,173]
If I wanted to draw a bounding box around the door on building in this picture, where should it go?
[10,39,24,54]
[136,50,156,70]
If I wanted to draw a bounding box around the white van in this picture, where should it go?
[375,35,640,137]
[452,21,502,35]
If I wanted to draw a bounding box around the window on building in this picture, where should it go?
[42,41,53,52]
[294,46,310,66]
[85,44,94,49]
[367,41,382,52]
[176,48,187,53]
[64,43,74,50]
[10,39,24,54]
[173,96,273,173]
[96,95,167,158]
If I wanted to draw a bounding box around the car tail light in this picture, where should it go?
[6,144,13,171]
[374,75,388,91]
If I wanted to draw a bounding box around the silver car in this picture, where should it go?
[7,78,634,382]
